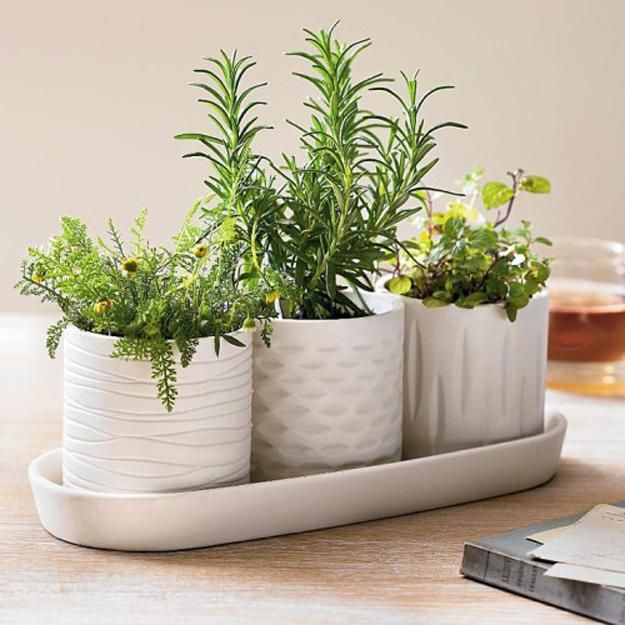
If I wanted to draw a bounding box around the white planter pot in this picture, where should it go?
[252,292,404,481]
[394,290,549,457]
[63,326,252,493]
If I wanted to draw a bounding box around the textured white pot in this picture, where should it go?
[63,325,253,493]
[252,292,404,481]
[392,288,549,458]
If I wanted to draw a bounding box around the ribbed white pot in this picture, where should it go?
[252,292,404,481]
[62,326,253,493]
[391,289,549,458]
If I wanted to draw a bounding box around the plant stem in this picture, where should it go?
[424,191,435,236]
[494,169,524,228]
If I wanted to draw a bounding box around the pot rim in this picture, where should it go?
[271,290,403,324]
[375,275,548,309]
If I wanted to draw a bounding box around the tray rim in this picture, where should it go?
[30,411,566,501]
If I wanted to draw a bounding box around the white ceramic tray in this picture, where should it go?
[29,411,566,551]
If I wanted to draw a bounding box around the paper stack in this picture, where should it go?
[529,504,625,588]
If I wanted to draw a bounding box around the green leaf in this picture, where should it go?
[520,175,551,194]
[175,336,199,368]
[482,182,514,210]
[508,282,525,298]
[507,280,530,309]
[535,236,552,246]
[402,240,421,250]
[534,261,550,282]
[46,317,69,358]
[387,275,412,295]
[505,304,518,322]
[223,334,246,348]
[459,291,488,308]
[509,292,529,308]
[422,297,450,308]
[467,227,498,249]
[149,341,178,413]
[443,216,464,237]
[524,278,541,296]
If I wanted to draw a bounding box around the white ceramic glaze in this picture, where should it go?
[28,411,566,551]
[63,326,253,493]
[252,292,404,481]
[396,290,549,458]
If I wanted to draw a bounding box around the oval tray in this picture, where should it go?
[29,411,566,551]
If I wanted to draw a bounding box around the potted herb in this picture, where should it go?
[178,24,463,480]
[382,167,552,458]
[16,212,273,493]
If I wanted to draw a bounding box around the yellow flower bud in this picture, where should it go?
[93,298,113,314]
[243,317,256,332]
[122,258,139,274]
[193,245,208,259]
[32,273,46,284]
[265,290,280,304]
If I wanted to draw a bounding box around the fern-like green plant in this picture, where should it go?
[16,209,275,410]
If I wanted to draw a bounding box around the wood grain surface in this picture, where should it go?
[2,313,624,625]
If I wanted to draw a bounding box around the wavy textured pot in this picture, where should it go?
[62,326,252,493]
[395,290,549,458]
[252,292,404,481]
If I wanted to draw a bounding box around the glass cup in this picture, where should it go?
[547,237,625,395]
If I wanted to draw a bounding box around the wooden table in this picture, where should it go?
[2,313,624,625]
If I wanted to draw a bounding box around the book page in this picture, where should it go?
[527,525,569,544]
[530,504,625,573]
[545,563,625,589]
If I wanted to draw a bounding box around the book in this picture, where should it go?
[461,504,625,624]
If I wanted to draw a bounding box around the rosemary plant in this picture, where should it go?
[16,210,274,410]
[387,167,552,321]
[264,24,466,319]
[175,50,279,291]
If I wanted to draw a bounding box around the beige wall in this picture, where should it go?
[2,0,624,311]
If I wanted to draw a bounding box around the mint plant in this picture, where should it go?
[16,209,274,410]
[387,167,552,321]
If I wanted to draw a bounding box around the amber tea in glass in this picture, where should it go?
[547,238,625,395]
